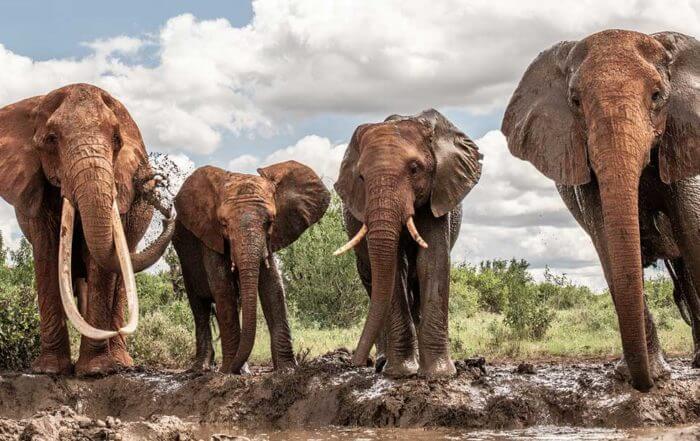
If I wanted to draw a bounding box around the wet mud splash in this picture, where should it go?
[0,350,698,439]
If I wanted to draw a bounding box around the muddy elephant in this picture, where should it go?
[0,83,174,376]
[334,109,482,377]
[173,161,330,373]
[502,30,700,391]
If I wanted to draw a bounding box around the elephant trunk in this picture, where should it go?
[229,241,264,373]
[351,176,404,366]
[589,108,654,391]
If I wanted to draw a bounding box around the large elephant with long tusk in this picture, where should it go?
[0,84,174,376]
[334,109,482,377]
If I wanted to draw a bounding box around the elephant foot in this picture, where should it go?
[189,358,215,372]
[418,355,457,378]
[75,346,132,377]
[614,351,671,382]
[383,355,419,378]
[692,350,700,368]
[274,358,298,372]
[220,361,251,375]
[31,352,73,375]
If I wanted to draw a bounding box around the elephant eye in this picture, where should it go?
[651,90,663,103]
[112,132,123,150]
[409,161,419,175]
[571,96,581,109]
[358,173,365,182]
[44,133,58,147]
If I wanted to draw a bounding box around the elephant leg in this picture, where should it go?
[664,179,700,368]
[667,259,700,367]
[174,227,215,371]
[202,246,242,374]
[20,214,72,375]
[345,211,388,369]
[75,261,131,376]
[415,211,455,377]
[383,252,419,377]
[259,260,296,371]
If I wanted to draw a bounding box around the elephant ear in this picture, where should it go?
[0,96,45,217]
[174,166,226,253]
[102,92,148,213]
[502,41,590,186]
[258,160,331,252]
[414,109,482,217]
[334,124,370,222]
[652,32,700,183]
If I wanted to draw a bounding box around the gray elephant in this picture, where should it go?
[334,109,482,377]
[502,30,700,391]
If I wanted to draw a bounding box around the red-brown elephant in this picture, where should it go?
[334,109,482,377]
[0,84,174,376]
[173,161,330,373]
[502,30,700,391]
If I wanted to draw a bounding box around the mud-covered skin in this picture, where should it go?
[0,353,698,431]
[345,205,462,378]
[502,30,700,390]
[173,162,330,374]
[559,163,700,375]
[0,84,174,377]
[336,109,481,377]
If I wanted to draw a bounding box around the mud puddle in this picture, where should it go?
[0,350,698,439]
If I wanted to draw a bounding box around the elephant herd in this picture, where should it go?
[0,29,698,393]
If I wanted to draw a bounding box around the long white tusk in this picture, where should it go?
[112,201,139,336]
[58,199,119,340]
[406,217,428,249]
[333,224,368,256]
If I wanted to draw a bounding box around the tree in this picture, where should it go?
[277,193,368,328]
[164,245,185,300]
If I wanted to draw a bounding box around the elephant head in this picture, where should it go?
[175,161,330,373]
[502,30,700,391]
[0,83,175,340]
[334,109,482,367]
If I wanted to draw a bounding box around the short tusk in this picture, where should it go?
[112,201,139,336]
[406,217,428,249]
[333,224,368,256]
[58,199,119,340]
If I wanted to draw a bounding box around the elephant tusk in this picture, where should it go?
[406,217,428,249]
[333,224,368,256]
[112,201,139,336]
[58,199,119,340]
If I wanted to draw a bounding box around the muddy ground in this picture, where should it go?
[0,350,698,440]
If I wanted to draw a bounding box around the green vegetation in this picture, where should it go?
[0,198,693,369]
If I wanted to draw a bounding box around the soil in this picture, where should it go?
[0,350,698,440]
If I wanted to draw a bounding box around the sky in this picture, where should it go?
[0,0,698,289]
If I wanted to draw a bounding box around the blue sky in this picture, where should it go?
[0,0,697,288]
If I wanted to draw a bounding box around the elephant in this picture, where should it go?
[172,161,330,373]
[502,30,700,391]
[334,109,482,377]
[0,83,175,376]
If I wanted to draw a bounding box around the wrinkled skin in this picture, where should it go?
[173,161,330,373]
[335,109,482,377]
[0,84,174,376]
[502,30,700,391]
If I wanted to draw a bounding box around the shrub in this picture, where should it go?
[278,193,368,329]
[644,273,676,311]
[449,264,480,317]
[129,305,194,368]
[541,267,595,310]
[503,283,554,340]
[0,285,40,370]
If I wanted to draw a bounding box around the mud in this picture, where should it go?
[0,350,698,440]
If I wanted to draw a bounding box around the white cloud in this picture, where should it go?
[227,135,347,188]
[1,1,698,155]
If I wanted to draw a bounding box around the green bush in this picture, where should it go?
[278,193,368,329]
[503,283,554,340]
[0,286,40,370]
[644,273,676,311]
[541,266,595,310]
[449,264,480,317]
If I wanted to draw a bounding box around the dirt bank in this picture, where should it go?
[0,350,698,439]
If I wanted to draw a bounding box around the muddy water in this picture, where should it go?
[192,424,700,440]
[0,350,698,439]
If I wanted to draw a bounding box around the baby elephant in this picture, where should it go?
[173,161,330,373]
